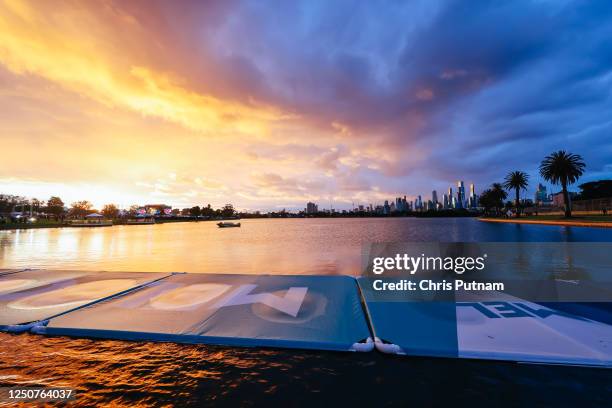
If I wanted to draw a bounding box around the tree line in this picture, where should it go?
[479,150,586,217]
[0,196,237,220]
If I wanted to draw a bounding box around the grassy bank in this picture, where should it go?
[0,217,214,230]
[0,220,64,230]
[479,215,612,228]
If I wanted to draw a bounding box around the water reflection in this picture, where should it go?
[1,218,611,274]
[0,332,609,407]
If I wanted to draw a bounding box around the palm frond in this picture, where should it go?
[539,150,585,186]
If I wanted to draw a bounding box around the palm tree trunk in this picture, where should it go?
[562,181,571,218]
[515,188,520,217]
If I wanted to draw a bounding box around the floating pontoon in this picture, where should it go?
[0,270,610,366]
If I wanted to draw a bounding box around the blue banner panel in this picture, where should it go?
[36,274,373,352]
[0,270,169,330]
[357,277,612,366]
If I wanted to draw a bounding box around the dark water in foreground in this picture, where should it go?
[1,333,610,407]
[1,218,612,407]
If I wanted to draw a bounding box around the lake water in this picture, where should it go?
[1,218,611,407]
[2,217,612,274]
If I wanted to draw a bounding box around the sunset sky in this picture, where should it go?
[1,0,611,210]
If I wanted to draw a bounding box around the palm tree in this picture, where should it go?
[503,171,529,216]
[490,183,508,215]
[539,150,585,217]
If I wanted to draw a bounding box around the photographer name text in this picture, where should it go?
[372,279,504,292]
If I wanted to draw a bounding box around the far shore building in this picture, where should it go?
[551,191,578,208]
[456,181,466,209]
[305,202,318,214]
[469,183,477,208]
[534,183,552,206]
[144,204,172,215]
[383,200,391,215]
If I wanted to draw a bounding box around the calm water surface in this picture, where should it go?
[2,217,612,273]
[1,218,611,407]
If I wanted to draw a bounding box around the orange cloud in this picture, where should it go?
[0,0,289,136]
[0,1,418,211]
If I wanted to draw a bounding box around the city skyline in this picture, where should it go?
[3,177,531,214]
[1,1,611,210]
[0,173,583,213]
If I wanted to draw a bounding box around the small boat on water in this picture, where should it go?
[217,222,241,228]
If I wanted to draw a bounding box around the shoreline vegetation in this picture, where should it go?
[0,209,481,231]
[479,150,611,223]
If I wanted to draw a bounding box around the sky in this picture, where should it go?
[1,0,611,211]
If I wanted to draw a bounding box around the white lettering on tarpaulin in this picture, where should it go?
[148,283,232,310]
[212,284,309,317]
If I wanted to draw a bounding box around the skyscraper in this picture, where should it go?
[448,187,453,208]
[383,200,390,215]
[457,181,465,209]
[432,190,438,206]
[469,183,477,208]
[535,183,549,205]
[443,193,449,209]
[305,202,318,214]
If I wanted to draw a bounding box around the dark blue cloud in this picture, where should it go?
[130,0,612,196]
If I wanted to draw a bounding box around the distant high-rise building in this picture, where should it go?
[432,190,438,206]
[448,187,453,208]
[469,183,477,208]
[457,181,466,209]
[443,193,449,209]
[534,183,551,205]
[305,202,318,214]
[395,196,408,212]
[383,200,390,215]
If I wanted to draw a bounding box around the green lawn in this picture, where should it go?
[483,214,612,223]
[0,219,64,229]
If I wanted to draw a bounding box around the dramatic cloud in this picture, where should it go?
[0,0,611,210]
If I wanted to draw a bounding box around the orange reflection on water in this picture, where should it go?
[0,219,366,275]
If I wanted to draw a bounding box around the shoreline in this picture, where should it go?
[0,214,480,231]
[0,219,206,231]
[479,217,612,228]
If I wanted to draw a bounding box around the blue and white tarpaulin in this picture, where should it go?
[357,278,612,367]
[0,270,169,330]
[456,294,612,366]
[3,269,611,365]
[34,274,373,352]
